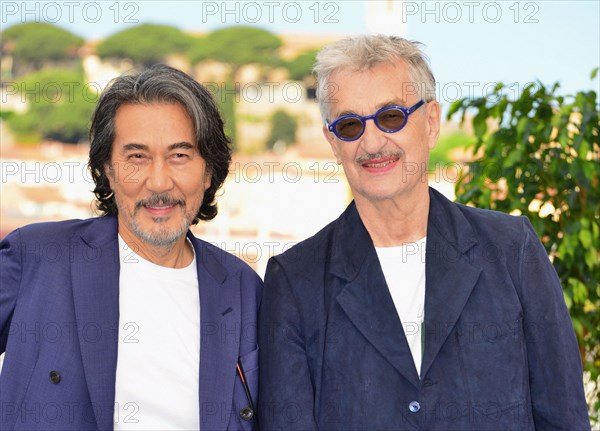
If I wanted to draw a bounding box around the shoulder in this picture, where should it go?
[454,201,530,241]
[190,235,263,285]
[271,215,338,270]
[3,217,111,243]
[430,187,530,246]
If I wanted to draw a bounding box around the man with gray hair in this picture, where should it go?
[258,35,589,430]
[1,64,261,431]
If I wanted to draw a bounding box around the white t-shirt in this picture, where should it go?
[114,235,201,430]
[375,237,426,376]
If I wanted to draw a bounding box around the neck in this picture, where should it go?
[118,225,194,268]
[355,185,430,247]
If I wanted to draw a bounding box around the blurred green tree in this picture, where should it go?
[188,26,282,73]
[96,24,193,67]
[286,48,319,81]
[428,131,474,169]
[266,110,297,150]
[448,69,600,420]
[6,69,96,144]
[188,26,282,153]
[1,23,84,70]
[210,81,238,150]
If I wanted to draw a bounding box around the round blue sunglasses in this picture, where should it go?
[327,100,425,141]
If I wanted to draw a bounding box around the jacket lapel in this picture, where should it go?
[333,203,420,387]
[420,188,481,378]
[71,216,120,430]
[331,189,483,385]
[191,236,239,431]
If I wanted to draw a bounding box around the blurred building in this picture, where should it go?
[0,26,455,276]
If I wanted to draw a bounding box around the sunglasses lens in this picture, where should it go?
[335,117,364,140]
[376,108,406,131]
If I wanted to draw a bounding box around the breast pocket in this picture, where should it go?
[232,348,258,430]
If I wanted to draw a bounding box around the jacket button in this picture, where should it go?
[239,407,254,421]
[49,370,61,384]
[408,401,420,413]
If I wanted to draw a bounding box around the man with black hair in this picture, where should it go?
[1,65,261,431]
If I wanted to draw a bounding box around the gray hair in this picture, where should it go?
[313,35,436,122]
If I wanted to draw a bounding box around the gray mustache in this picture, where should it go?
[355,151,404,164]
[136,194,185,210]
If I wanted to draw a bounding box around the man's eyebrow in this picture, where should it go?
[122,143,147,152]
[120,142,195,152]
[335,109,359,118]
[377,99,409,109]
[168,142,195,151]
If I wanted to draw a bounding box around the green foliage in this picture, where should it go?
[188,26,282,151]
[96,24,193,66]
[266,110,298,150]
[429,131,474,169]
[286,48,319,81]
[188,26,282,68]
[0,110,14,121]
[448,70,600,418]
[210,81,237,150]
[6,69,96,143]
[2,23,84,65]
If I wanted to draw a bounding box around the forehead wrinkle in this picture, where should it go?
[328,61,414,119]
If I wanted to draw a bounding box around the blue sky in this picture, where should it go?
[2,1,599,103]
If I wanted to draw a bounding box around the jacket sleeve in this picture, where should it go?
[518,217,590,430]
[258,258,318,430]
[0,229,23,354]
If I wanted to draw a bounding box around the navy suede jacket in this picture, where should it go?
[258,187,589,430]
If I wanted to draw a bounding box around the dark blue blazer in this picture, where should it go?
[258,187,589,430]
[0,216,262,431]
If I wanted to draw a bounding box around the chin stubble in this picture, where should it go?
[117,193,198,249]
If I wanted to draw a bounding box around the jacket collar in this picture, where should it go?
[190,236,241,430]
[330,188,478,280]
[73,217,235,430]
[421,188,481,378]
[332,188,481,386]
[189,231,228,284]
[329,199,371,281]
[72,215,120,430]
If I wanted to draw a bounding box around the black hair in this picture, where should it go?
[88,64,231,222]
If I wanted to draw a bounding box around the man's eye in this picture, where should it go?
[128,154,144,159]
[339,119,360,130]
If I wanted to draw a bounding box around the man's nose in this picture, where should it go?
[358,118,389,153]
[145,159,174,193]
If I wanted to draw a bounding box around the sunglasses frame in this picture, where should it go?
[327,100,426,142]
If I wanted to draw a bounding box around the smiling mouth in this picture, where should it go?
[143,204,178,217]
[360,156,401,172]
[146,203,175,210]
[136,195,185,218]
[362,157,399,168]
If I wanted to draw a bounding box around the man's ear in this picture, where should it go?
[323,125,342,164]
[204,167,212,190]
[426,100,441,150]
[104,163,114,183]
